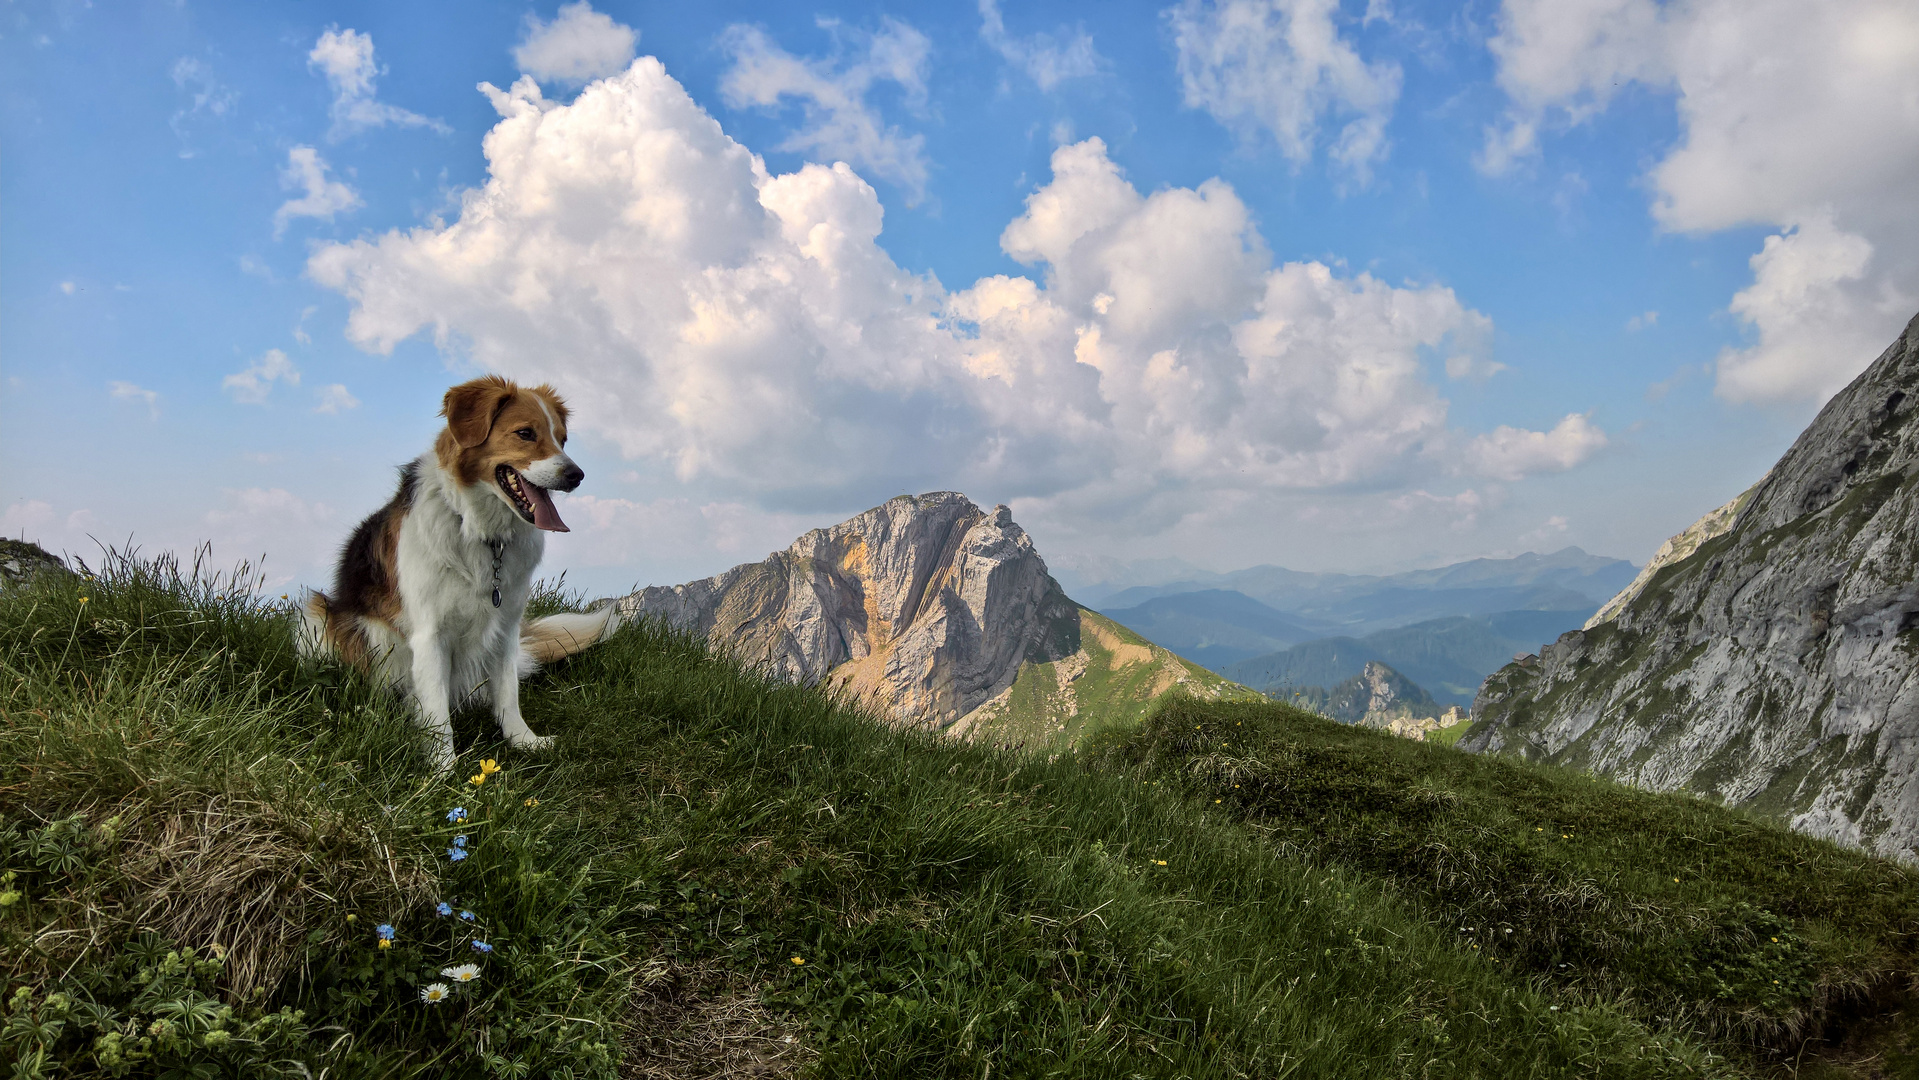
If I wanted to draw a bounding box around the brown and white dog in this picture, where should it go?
[299,376,622,770]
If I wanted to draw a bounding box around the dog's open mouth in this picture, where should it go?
[496,465,570,532]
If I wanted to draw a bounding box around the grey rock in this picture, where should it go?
[0,539,72,591]
[1464,310,1919,860]
[617,492,1079,728]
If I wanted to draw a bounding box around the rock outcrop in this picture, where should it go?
[0,539,71,591]
[1464,311,1919,860]
[618,493,1080,730]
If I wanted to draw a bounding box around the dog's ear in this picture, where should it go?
[442,378,516,449]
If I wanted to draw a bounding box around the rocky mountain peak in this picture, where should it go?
[1465,310,1919,860]
[617,492,1079,729]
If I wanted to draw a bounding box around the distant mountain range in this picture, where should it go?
[1088,548,1637,709]
[1223,610,1599,708]
[1083,547,1635,636]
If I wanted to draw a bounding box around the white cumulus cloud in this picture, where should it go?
[719,18,931,203]
[306,58,1600,545]
[1168,0,1402,185]
[274,146,362,238]
[1483,0,1919,405]
[309,27,447,140]
[513,2,638,87]
[978,0,1101,90]
[223,349,300,405]
[1463,413,1608,482]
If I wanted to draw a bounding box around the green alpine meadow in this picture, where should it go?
[4,553,1917,1079]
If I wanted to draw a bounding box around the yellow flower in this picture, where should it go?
[1154,859,1168,866]
[377,939,392,950]
[790,956,805,965]
[469,774,486,786]
[479,759,501,777]
[523,797,539,808]
[78,597,89,604]
[346,914,357,923]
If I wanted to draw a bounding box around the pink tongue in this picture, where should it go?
[523,482,569,532]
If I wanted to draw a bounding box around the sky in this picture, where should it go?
[4,0,1917,598]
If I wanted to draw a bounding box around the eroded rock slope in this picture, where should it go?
[1464,311,1919,859]
[617,492,1080,730]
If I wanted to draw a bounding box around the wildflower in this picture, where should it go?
[442,964,481,984]
[420,983,450,1004]
[377,939,393,950]
[1214,799,1222,803]
[453,835,468,849]
[78,597,89,604]
[436,903,453,917]
[790,957,805,965]
[376,924,396,942]
[469,773,486,787]
[447,847,468,862]
[1154,859,1167,866]
[523,797,539,808]
[472,940,494,954]
[346,914,357,923]
[447,807,468,824]
[459,910,476,922]
[479,758,501,777]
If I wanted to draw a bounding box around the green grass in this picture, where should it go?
[1,553,1914,1077]
[959,609,1261,752]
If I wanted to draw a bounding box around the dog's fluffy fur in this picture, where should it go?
[299,376,622,769]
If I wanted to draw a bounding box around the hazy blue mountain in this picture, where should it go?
[1090,548,1635,636]
[1223,607,1598,708]
[1095,589,1322,669]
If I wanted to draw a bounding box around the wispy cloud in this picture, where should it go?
[109,381,159,419]
[274,146,361,238]
[1168,0,1402,187]
[314,383,360,414]
[719,18,931,202]
[308,27,448,141]
[223,349,300,405]
[978,0,1100,90]
[169,57,236,157]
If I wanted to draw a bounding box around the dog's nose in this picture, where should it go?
[559,464,585,491]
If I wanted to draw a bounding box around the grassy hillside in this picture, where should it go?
[3,555,1917,1078]
[951,609,1261,751]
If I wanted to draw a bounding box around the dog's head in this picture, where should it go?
[436,376,583,532]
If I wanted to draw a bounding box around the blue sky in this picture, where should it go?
[5,0,1916,596]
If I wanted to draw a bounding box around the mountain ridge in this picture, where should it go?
[1465,309,1919,861]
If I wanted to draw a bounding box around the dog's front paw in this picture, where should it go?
[507,732,554,753]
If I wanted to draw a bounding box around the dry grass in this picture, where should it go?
[116,791,434,996]
[619,963,814,1080]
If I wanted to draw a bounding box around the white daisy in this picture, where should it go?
[420,982,450,1004]
[441,963,481,984]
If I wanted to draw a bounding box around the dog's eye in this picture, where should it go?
[514,428,536,441]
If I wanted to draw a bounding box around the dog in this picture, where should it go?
[299,375,622,770]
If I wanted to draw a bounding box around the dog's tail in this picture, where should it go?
[518,602,625,676]
[297,591,336,662]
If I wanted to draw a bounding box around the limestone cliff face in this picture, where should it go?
[1464,311,1919,860]
[617,492,1080,729]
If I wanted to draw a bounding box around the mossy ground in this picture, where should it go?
[3,555,1916,1078]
